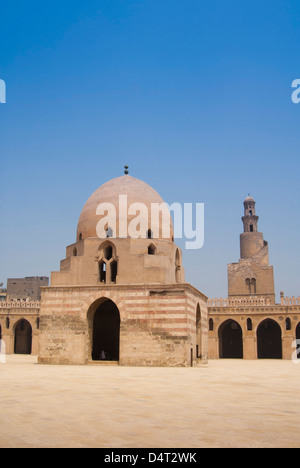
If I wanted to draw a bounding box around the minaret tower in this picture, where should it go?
[240,196,267,261]
[227,195,275,304]
[242,195,258,233]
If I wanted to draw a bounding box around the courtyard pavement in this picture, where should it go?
[0,356,299,448]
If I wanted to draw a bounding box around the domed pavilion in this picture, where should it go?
[38,172,208,367]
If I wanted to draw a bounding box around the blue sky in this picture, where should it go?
[0,0,300,299]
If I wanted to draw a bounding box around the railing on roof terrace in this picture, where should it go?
[208,297,269,307]
[280,296,300,306]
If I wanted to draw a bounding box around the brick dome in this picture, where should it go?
[77,175,174,241]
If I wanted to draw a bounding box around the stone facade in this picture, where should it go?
[38,284,207,366]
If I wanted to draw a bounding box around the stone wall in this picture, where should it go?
[38,284,208,367]
[208,296,300,360]
[7,277,49,301]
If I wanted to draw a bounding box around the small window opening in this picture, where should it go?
[148,244,156,255]
[105,246,113,260]
[175,249,181,283]
[250,225,254,232]
[99,261,106,283]
[247,318,253,331]
[111,260,118,283]
[251,278,256,294]
[286,317,291,331]
[147,229,153,239]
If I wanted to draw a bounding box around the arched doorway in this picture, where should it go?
[91,299,120,361]
[296,323,300,360]
[196,304,202,359]
[14,319,32,355]
[219,320,243,359]
[257,319,282,359]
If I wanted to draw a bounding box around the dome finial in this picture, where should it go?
[124,165,129,175]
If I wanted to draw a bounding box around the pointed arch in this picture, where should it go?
[14,319,32,355]
[98,240,117,259]
[257,319,282,359]
[87,298,120,362]
[218,319,243,359]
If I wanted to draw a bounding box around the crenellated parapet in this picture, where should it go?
[280,295,300,306]
[208,296,270,307]
[0,301,41,309]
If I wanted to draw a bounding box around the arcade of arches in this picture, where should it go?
[208,314,300,360]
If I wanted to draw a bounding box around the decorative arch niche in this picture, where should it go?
[98,241,118,284]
